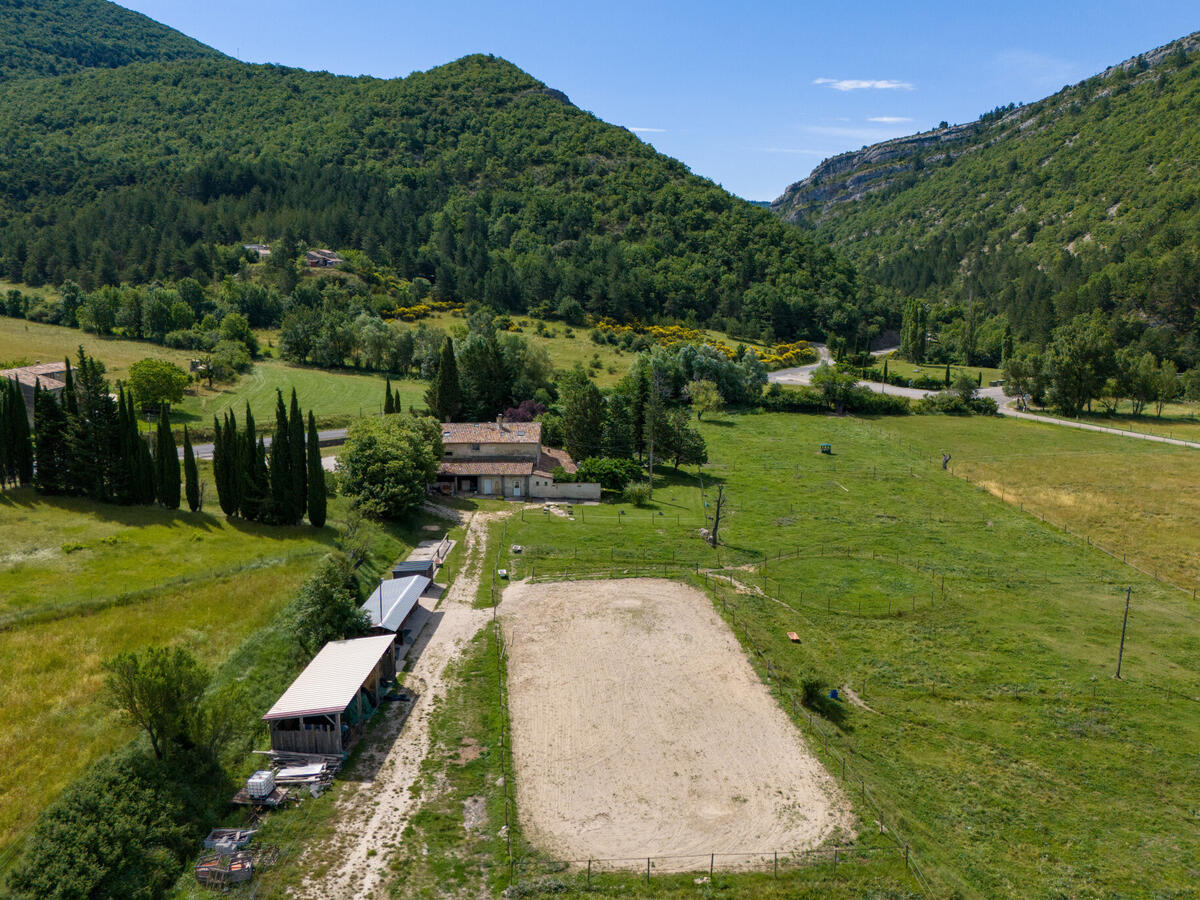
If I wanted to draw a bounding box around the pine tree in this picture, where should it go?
[183,425,200,512]
[33,383,69,494]
[384,378,395,414]
[288,389,306,521]
[306,411,326,528]
[155,406,180,509]
[425,337,461,422]
[268,390,292,523]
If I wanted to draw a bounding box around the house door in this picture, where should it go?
[512,481,521,497]
[481,478,492,495]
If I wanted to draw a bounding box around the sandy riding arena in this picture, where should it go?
[501,578,852,868]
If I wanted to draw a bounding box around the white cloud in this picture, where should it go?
[868,116,914,123]
[629,126,666,133]
[813,77,914,91]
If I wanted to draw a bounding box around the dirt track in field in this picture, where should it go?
[501,577,853,870]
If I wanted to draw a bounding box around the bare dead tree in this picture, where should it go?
[708,484,727,547]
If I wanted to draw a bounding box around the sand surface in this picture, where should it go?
[501,578,852,870]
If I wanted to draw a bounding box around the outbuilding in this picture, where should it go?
[392,558,437,580]
[363,575,430,660]
[263,634,397,756]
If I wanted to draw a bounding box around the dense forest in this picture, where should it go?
[0,17,887,346]
[0,0,221,83]
[773,32,1200,368]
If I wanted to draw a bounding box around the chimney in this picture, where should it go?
[496,414,504,430]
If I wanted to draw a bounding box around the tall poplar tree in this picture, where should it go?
[183,425,200,512]
[306,411,326,528]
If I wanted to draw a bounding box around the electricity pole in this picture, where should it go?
[1115,587,1131,679]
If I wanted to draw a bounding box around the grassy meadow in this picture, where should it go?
[875,352,1003,387]
[1018,400,1200,444]
[481,411,1200,898]
[0,448,463,869]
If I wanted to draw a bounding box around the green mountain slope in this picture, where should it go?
[772,32,1200,360]
[0,49,882,343]
[0,0,222,82]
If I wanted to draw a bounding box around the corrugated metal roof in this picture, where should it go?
[263,635,396,720]
[362,575,429,632]
[392,559,435,575]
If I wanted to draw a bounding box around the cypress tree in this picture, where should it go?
[183,425,201,512]
[213,413,238,517]
[425,337,461,422]
[61,357,77,418]
[384,378,395,414]
[0,382,8,487]
[33,383,69,494]
[254,435,270,522]
[289,389,306,520]
[155,406,181,509]
[240,405,262,521]
[393,387,403,413]
[112,388,135,504]
[269,390,292,523]
[306,411,326,528]
[136,417,156,505]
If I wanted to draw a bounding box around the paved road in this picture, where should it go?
[185,427,349,460]
[768,346,1198,449]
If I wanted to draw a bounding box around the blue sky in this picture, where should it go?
[118,1,1196,201]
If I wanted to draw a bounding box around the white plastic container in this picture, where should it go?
[247,770,275,799]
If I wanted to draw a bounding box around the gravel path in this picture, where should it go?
[291,506,505,899]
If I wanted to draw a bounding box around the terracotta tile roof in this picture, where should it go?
[439,459,536,477]
[439,421,542,446]
[535,446,577,477]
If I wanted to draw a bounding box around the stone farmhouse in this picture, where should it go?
[435,419,600,501]
[1,362,68,423]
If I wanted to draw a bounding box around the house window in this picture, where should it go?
[444,449,453,456]
[471,443,480,451]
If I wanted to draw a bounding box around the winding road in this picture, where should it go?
[768,345,1200,450]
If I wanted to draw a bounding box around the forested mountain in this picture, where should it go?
[772,32,1200,365]
[0,0,221,82]
[0,17,885,344]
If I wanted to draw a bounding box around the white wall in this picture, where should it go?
[533,481,601,501]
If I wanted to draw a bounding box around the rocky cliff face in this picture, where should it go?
[770,31,1199,225]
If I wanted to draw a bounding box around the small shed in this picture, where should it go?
[362,575,430,650]
[392,558,437,580]
[263,635,397,756]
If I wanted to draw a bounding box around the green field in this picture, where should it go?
[172,361,425,433]
[876,414,1200,592]
[0,315,195,379]
[479,412,1200,897]
[0,470,346,862]
[1017,401,1200,443]
[875,352,1003,387]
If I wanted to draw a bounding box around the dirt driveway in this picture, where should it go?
[291,507,504,899]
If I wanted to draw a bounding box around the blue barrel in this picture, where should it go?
[829,688,839,700]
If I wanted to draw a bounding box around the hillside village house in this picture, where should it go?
[1,362,68,423]
[305,249,343,267]
[436,419,600,501]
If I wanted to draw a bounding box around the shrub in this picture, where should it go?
[624,481,652,506]
[573,456,642,491]
[6,746,228,900]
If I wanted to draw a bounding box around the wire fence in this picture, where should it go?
[508,843,912,891]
